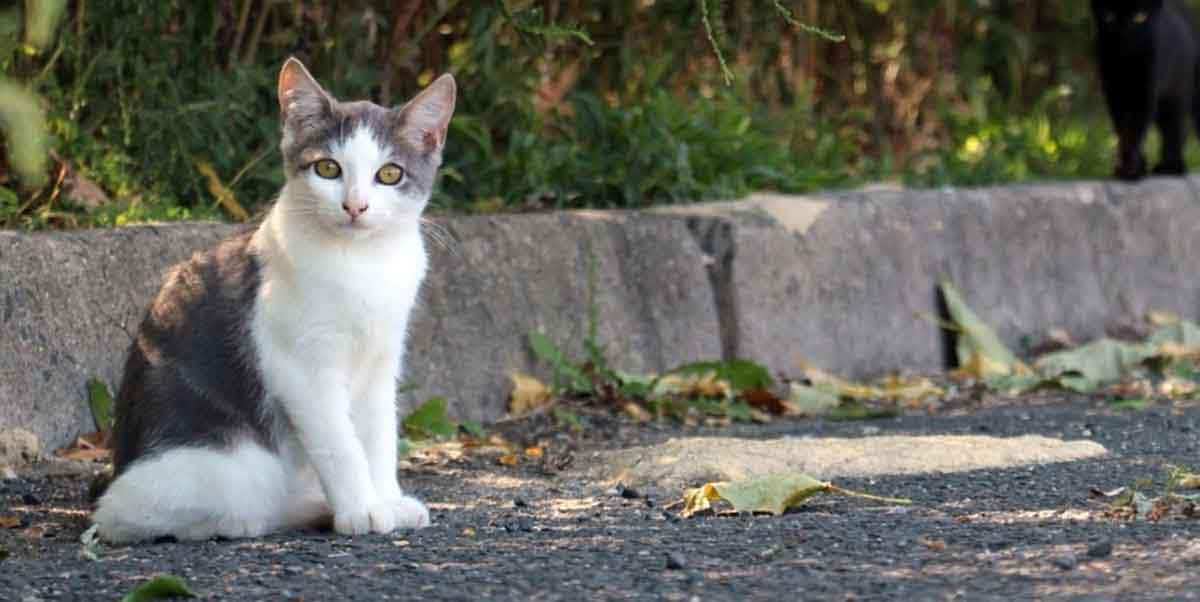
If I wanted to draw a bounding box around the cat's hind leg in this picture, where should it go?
[92,441,293,543]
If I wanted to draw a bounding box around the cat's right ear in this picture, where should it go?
[278,58,333,123]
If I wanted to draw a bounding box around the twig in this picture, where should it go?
[229,0,254,69]
[771,0,845,42]
[698,0,733,85]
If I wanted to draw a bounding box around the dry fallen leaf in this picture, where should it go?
[497,453,519,467]
[524,445,544,459]
[921,537,947,551]
[508,371,553,416]
[623,402,653,422]
[656,372,730,398]
[0,515,20,528]
[679,472,912,518]
[55,431,112,462]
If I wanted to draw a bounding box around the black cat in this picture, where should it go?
[1092,0,1200,180]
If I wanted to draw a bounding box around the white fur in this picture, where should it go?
[94,125,433,543]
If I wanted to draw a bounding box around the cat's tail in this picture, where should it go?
[91,440,315,543]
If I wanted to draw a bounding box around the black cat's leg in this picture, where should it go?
[1115,115,1151,180]
[1154,98,1187,175]
[1112,86,1153,180]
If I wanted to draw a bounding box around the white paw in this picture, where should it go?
[214,516,269,539]
[334,502,397,536]
[387,494,431,529]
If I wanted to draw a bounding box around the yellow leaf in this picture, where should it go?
[1175,472,1200,490]
[497,453,519,466]
[194,161,250,221]
[656,373,730,398]
[623,402,653,422]
[0,515,19,528]
[1148,311,1180,327]
[524,445,544,458]
[679,472,911,518]
[508,371,553,416]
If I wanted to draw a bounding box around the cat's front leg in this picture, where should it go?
[358,355,430,529]
[264,350,399,535]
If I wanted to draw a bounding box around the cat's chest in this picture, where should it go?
[258,239,426,348]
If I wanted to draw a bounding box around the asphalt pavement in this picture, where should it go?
[2,396,1199,601]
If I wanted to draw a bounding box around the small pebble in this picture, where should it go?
[665,551,687,570]
[1087,541,1113,559]
[285,565,304,575]
[1050,553,1078,571]
[644,497,655,508]
[513,498,528,508]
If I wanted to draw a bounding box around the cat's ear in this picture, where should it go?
[278,58,333,123]
[396,74,457,154]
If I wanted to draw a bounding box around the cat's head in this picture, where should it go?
[1091,0,1164,32]
[276,58,455,238]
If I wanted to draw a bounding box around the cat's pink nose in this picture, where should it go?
[342,199,369,219]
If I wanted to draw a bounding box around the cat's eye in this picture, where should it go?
[1133,12,1148,23]
[376,163,405,185]
[312,159,341,179]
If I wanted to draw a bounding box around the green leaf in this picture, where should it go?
[1148,320,1200,348]
[1035,338,1154,385]
[402,398,457,440]
[664,359,773,391]
[827,401,899,421]
[552,407,582,432]
[459,420,486,438]
[528,331,590,393]
[940,281,1021,377]
[787,383,840,416]
[121,575,197,602]
[87,378,114,432]
[1109,398,1151,411]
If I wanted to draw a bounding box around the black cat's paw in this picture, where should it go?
[1152,161,1187,176]
[1114,160,1147,181]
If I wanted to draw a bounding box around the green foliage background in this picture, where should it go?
[0,1,1195,228]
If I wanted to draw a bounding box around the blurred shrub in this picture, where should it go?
[1,1,1196,228]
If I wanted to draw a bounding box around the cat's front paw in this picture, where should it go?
[387,494,431,529]
[334,502,399,536]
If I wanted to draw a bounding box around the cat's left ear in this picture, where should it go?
[396,74,457,154]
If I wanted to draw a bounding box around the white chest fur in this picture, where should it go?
[251,205,428,392]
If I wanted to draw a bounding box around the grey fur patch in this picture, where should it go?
[280,96,444,201]
[112,228,273,473]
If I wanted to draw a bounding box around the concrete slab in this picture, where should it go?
[675,180,1200,380]
[589,434,1108,491]
[404,212,722,422]
[0,214,721,448]
[0,224,238,451]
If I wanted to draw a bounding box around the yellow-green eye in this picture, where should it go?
[1133,12,1148,23]
[313,159,341,179]
[376,163,405,185]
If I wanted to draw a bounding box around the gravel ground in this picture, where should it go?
[3,397,1200,601]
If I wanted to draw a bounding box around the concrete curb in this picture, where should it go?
[4,178,1200,449]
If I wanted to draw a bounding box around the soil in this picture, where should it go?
[3,395,1200,601]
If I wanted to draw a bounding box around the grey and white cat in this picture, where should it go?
[91,58,455,543]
